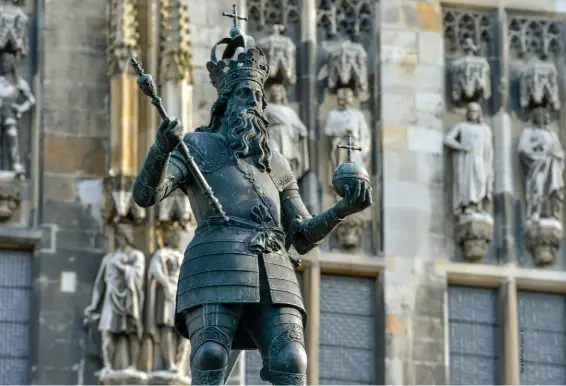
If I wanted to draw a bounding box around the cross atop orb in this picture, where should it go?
[337,134,363,163]
[222,4,248,37]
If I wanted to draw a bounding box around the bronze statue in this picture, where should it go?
[131,5,372,385]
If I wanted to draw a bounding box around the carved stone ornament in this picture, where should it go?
[444,103,494,262]
[518,107,565,266]
[102,176,146,225]
[455,213,493,262]
[83,224,147,385]
[257,25,296,86]
[451,38,491,104]
[0,1,29,57]
[108,0,140,76]
[159,0,193,84]
[334,213,365,251]
[0,174,21,221]
[156,189,193,228]
[520,57,560,111]
[524,218,562,267]
[146,226,190,385]
[326,40,369,102]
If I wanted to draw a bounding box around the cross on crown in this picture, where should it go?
[337,135,363,163]
[222,4,248,38]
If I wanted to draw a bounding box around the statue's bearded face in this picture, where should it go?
[225,80,272,172]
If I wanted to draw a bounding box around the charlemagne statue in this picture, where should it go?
[132,10,372,386]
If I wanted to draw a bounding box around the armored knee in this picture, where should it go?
[191,340,229,370]
[270,341,307,374]
[262,325,307,385]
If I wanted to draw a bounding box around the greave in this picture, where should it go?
[266,370,307,385]
[191,366,227,386]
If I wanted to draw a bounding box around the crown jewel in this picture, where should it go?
[206,4,270,94]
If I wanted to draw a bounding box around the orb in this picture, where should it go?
[332,161,370,198]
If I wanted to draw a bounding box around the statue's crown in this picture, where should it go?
[206,5,269,94]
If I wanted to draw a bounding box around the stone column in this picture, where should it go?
[299,0,319,213]
[380,0,448,383]
[493,8,517,265]
[501,279,520,384]
[103,0,146,230]
[304,261,320,385]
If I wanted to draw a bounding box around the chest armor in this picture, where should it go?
[179,132,283,227]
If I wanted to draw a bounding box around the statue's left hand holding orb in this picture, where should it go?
[155,117,185,154]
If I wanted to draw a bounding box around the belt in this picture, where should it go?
[203,215,286,254]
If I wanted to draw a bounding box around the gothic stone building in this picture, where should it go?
[1,0,566,384]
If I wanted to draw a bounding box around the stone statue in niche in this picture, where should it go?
[0,1,34,223]
[322,39,371,251]
[0,51,35,177]
[258,25,310,179]
[519,107,564,266]
[444,102,494,262]
[84,224,147,384]
[146,226,190,385]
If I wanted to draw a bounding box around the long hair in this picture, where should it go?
[198,81,272,172]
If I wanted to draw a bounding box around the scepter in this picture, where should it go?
[129,57,229,224]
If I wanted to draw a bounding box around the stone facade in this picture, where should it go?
[0,0,566,385]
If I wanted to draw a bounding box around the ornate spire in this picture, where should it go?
[159,0,193,83]
[327,40,369,102]
[0,0,29,56]
[257,25,297,86]
[108,0,140,76]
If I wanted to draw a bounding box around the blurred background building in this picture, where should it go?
[0,0,565,384]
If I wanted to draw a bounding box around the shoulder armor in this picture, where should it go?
[173,132,229,173]
[269,151,298,192]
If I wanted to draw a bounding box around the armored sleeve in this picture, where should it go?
[132,139,191,208]
[273,152,344,255]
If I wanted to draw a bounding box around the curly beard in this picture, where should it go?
[226,106,272,173]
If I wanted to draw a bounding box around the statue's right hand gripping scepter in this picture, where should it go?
[129,57,229,224]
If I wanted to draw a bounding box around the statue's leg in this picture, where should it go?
[6,125,23,175]
[101,331,117,371]
[158,326,174,371]
[174,329,190,370]
[184,304,242,386]
[127,332,140,369]
[247,305,307,385]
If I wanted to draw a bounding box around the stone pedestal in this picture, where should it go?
[524,218,562,267]
[456,212,493,262]
[147,371,190,385]
[99,368,148,385]
[0,172,22,222]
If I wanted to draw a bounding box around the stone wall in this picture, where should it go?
[380,0,448,383]
[32,0,109,383]
[188,0,245,128]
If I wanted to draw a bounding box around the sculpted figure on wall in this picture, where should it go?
[258,26,310,179]
[0,1,34,222]
[519,107,564,266]
[84,224,147,384]
[444,102,494,262]
[0,51,35,177]
[146,226,190,384]
[444,102,494,216]
[323,39,371,251]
